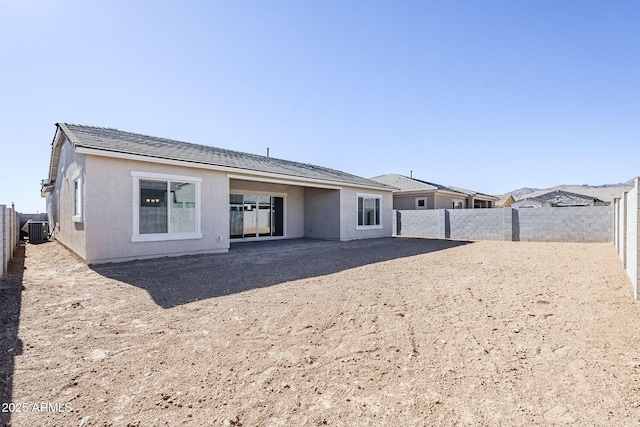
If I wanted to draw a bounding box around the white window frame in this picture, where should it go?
[72,172,83,223]
[416,197,427,209]
[356,193,383,230]
[131,171,203,242]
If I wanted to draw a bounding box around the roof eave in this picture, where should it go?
[47,125,66,182]
[75,146,394,192]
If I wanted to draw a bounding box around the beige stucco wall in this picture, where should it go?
[339,187,393,241]
[434,193,468,209]
[47,138,88,260]
[393,194,435,210]
[83,155,230,263]
[229,178,305,239]
[304,188,341,240]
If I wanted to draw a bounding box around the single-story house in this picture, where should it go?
[511,190,608,208]
[369,174,499,210]
[41,123,394,264]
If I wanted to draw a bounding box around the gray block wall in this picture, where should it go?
[516,206,613,242]
[396,206,613,243]
[613,179,640,300]
[396,209,446,239]
[0,206,4,277]
[447,208,514,241]
[1,205,19,278]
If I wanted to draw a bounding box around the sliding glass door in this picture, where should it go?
[230,194,284,239]
[243,195,257,238]
[230,194,244,239]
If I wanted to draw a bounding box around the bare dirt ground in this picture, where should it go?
[2,237,640,426]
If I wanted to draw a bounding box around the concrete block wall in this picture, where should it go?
[447,208,513,241]
[1,205,19,278]
[395,209,446,239]
[396,206,613,244]
[516,206,613,242]
[614,194,625,262]
[615,179,640,299]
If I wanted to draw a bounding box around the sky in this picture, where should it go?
[1,0,638,213]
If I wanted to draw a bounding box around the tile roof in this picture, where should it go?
[446,186,498,200]
[370,174,479,196]
[370,174,454,193]
[56,123,392,190]
[516,190,605,207]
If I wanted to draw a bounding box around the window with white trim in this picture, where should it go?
[452,199,464,209]
[72,176,83,223]
[357,194,381,228]
[131,171,202,242]
[416,198,426,209]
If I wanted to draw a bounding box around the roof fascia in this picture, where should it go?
[394,190,437,196]
[435,189,470,198]
[56,123,81,146]
[227,173,342,190]
[473,195,500,201]
[75,146,393,192]
[47,125,66,182]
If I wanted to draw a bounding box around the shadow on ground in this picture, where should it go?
[92,237,471,309]
[0,244,25,427]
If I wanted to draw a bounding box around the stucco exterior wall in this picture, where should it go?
[434,193,467,210]
[82,155,230,263]
[339,187,393,241]
[46,138,88,259]
[393,194,435,210]
[304,188,340,240]
[229,178,305,239]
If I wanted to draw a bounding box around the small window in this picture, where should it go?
[72,176,83,222]
[416,198,426,208]
[357,194,382,229]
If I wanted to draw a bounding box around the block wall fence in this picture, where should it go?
[1,205,19,278]
[394,205,613,243]
[613,178,640,299]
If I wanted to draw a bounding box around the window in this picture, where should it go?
[357,194,382,229]
[416,198,426,209]
[131,171,202,242]
[72,175,83,223]
[452,199,464,209]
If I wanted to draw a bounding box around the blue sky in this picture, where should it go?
[1,0,638,213]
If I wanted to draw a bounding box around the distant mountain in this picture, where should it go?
[504,179,636,203]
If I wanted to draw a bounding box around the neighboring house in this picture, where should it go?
[369,174,498,210]
[511,190,608,208]
[496,194,516,208]
[41,123,394,264]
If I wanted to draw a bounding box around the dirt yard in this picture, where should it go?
[2,237,640,426]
